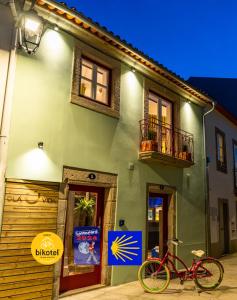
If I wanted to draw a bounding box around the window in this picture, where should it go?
[215,127,227,173]
[80,58,110,105]
[233,140,237,193]
[148,92,173,154]
[72,46,120,118]
[148,92,172,126]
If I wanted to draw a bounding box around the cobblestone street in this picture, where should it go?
[62,253,237,300]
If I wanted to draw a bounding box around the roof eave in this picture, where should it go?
[35,0,212,106]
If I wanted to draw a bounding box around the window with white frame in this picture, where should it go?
[215,127,227,173]
[79,58,110,105]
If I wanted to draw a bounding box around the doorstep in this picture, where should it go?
[59,284,106,298]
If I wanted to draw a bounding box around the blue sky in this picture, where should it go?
[64,0,237,79]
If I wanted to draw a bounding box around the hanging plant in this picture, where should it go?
[74,197,95,217]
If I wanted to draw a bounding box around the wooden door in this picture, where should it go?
[60,185,104,293]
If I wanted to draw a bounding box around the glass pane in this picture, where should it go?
[161,100,172,127]
[149,100,158,118]
[218,134,223,148]
[219,147,224,162]
[81,59,93,80]
[80,79,92,98]
[234,144,237,168]
[97,67,108,86]
[217,134,224,162]
[149,92,159,102]
[96,85,108,104]
[63,191,99,277]
[147,196,163,258]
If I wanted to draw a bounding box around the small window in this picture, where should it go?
[233,140,237,193]
[215,127,227,173]
[79,58,110,105]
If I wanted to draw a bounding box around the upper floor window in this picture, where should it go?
[233,140,237,193]
[71,45,120,118]
[80,58,110,105]
[148,92,173,127]
[215,127,227,173]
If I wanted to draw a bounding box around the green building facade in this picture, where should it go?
[0,1,213,298]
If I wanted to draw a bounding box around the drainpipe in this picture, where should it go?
[203,101,215,256]
[9,0,18,20]
[0,0,18,231]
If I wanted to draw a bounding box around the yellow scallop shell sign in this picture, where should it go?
[31,232,64,265]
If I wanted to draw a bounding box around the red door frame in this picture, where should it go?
[60,185,104,293]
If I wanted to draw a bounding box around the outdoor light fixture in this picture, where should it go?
[38,142,44,149]
[131,67,136,73]
[54,25,59,31]
[18,9,44,54]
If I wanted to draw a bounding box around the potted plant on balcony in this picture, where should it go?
[141,129,158,152]
[179,144,192,161]
[74,197,95,226]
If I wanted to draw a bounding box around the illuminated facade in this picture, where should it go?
[0,1,214,299]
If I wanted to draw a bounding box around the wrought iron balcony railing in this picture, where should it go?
[139,119,194,165]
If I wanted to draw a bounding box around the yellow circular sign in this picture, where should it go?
[31,232,64,265]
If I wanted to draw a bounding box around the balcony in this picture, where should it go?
[139,119,194,168]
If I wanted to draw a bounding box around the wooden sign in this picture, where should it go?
[0,180,59,299]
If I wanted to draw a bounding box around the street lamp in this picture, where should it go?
[18,9,44,54]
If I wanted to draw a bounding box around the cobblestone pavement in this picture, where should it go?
[61,253,237,300]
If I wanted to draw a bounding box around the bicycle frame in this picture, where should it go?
[151,251,214,282]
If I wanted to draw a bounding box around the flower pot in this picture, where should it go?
[146,140,158,151]
[186,152,192,161]
[179,151,192,161]
[140,140,147,152]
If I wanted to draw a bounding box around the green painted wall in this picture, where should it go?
[7,29,206,285]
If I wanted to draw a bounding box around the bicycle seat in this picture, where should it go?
[191,250,205,257]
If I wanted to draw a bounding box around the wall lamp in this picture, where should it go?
[18,9,45,54]
[38,142,44,149]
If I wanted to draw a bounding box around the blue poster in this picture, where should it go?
[73,226,100,265]
[108,231,142,266]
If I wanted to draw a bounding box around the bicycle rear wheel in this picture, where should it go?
[138,260,170,293]
[194,258,223,290]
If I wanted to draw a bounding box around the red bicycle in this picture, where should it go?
[138,238,224,293]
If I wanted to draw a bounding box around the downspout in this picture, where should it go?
[203,101,215,256]
[0,0,18,230]
[9,0,18,20]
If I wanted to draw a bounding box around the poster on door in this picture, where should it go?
[73,226,100,265]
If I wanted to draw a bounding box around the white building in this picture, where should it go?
[188,77,237,257]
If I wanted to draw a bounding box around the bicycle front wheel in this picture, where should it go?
[138,260,170,293]
[194,258,223,290]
